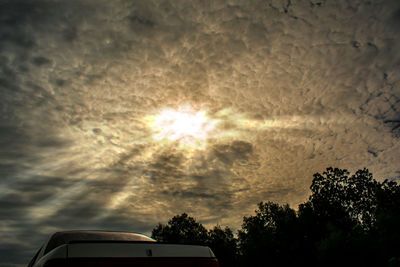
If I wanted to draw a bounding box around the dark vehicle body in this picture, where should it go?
[28,231,219,267]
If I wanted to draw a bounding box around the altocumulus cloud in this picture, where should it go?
[1,0,400,265]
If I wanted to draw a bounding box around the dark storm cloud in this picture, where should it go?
[0,2,101,265]
[133,141,254,219]
[0,176,72,219]
[0,243,33,267]
[211,141,253,166]
[0,0,95,158]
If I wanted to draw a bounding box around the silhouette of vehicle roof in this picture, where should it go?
[44,230,155,254]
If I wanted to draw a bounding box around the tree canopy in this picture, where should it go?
[151,167,400,267]
[151,213,208,245]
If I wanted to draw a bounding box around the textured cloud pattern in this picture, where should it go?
[1,0,400,265]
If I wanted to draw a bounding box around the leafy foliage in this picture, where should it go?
[151,213,208,245]
[309,167,379,230]
[151,213,237,267]
[207,225,238,267]
[151,167,400,267]
[238,202,299,266]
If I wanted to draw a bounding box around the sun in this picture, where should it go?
[145,107,216,148]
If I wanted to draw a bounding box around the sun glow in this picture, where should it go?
[145,107,216,149]
[143,106,286,153]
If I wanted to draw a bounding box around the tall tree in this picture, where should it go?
[374,179,400,265]
[207,225,238,267]
[308,167,378,230]
[151,213,238,266]
[238,201,299,267]
[151,167,400,266]
[299,167,398,266]
[151,213,208,245]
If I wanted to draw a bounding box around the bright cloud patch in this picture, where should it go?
[145,107,217,149]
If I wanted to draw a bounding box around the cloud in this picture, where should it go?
[1,0,400,265]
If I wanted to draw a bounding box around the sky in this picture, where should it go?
[1,0,400,265]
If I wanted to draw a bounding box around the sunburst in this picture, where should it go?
[145,107,216,149]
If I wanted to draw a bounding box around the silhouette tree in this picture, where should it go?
[308,168,355,229]
[207,225,238,267]
[238,201,299,267]
[151,213,208,245]
[151,213,238,266]
[305,167,381,231]
[151,167,400,267]
[374,179,400,265]
[299,167,399,266]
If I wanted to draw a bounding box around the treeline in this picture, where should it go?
[151,167,400,267]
